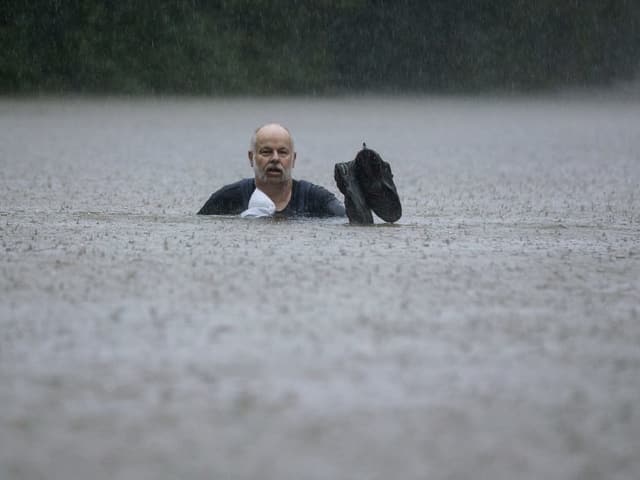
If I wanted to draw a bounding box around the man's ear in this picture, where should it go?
[248,151,254,167]
[292,152,297,168]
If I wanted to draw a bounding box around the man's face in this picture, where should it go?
[249,125,296,184]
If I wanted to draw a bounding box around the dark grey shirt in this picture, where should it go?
[198,178,345,217]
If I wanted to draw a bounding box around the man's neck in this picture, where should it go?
[255,179,293,212]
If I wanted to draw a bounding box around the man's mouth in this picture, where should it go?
[266,166,283,175]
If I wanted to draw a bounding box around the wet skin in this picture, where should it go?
[248,124,297,211]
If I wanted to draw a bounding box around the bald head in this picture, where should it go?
[248,123,297,186]
[249,123,295,154]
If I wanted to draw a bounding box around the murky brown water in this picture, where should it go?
[1,96,639,479]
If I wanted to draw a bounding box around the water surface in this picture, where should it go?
[1,96,639,480]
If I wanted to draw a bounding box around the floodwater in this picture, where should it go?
[1,95,639,480]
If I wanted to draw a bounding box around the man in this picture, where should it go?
[198,123,345,218]
[198,123,401,224]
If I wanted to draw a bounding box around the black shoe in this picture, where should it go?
[334,161,373,225]
[354,144,402,223]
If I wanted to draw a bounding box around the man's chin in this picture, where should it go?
[259,173,290,184]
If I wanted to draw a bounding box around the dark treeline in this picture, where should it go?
[2,0,639,94]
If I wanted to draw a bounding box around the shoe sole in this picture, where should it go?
[354,149,402,223]
[334,162,373,225]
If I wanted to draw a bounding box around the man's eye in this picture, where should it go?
[260,149,271,155]
[278,150,289,155]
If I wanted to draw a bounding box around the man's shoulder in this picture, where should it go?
[209,177,256,201]
[294,179,332,195]
[290,178,345,217]
[198,178,255,215]
[218,178,255,193]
